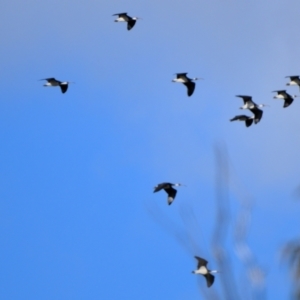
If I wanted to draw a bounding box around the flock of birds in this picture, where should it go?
[230,76,300,127]
[38,12,300,289]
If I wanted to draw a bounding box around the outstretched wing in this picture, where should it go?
[165,187,177,205]
[176,73,188,79]
[60,84,68,94]
[184,81,195,97]
[127,19,136,30]
[236,95,252,104]
[40,77,56,82]
[230,115,248,122]
[204,274,215,287]
[153,183,170,193]
[195,256,208,268]
[245,118,253,127]
[112,12,127,16]
[250,107,263,124]
[284,97,293,108]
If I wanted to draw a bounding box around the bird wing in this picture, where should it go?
[60,84,68,93]
[273,90,286,95]
[165,187,177,205]
[236,95,252,104]
[250,107,263,124]
[204,274,215,288]
[284,96,293,108]
[245,118,253,127]
[230,115,248,122]
[184,81,195,97]
[287,75,300,80]
[40,77,56,82]
[176,73,188,78]
[153,183,170,193]
[195,256,208,268]
[112,12,127,16]
[127,19,136,30]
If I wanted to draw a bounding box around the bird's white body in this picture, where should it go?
[240,103,255,109]
[193,266,208,275]
[115,16,129,22]
[274,94,285,99]
[172,78,188,83]
[44,82,59,87]
[287,81,298,86]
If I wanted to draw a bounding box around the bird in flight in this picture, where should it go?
[286,76,300,91]
[40,78,70,94]
[112,13,141,30]
[153,182,183,205]
[172,73,201,96]
[192,256,218,287]
[273,90,298,108]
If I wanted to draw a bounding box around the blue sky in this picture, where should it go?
[1,0,300,299]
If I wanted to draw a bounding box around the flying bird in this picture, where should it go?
[172,73,201,96]
[40,78,70,93]
[153,182,183,205]
[192,256,218,288]
[236,95,268,109]
[230,115,254,127]
[286,76,300,91]
[273,90,297,108]
[112,13,141,30]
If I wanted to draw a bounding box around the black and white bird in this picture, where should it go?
[172,73,200,96]
[273,90,297,108]
[236,95,268,110]
[230,115,254,127]
[286,76,300,91]
[192,256,218,288]
[153,182,183,205]
[112,13,141,30]
[40,78,70,94]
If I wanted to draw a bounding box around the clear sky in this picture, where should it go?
[1,0,300,299]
